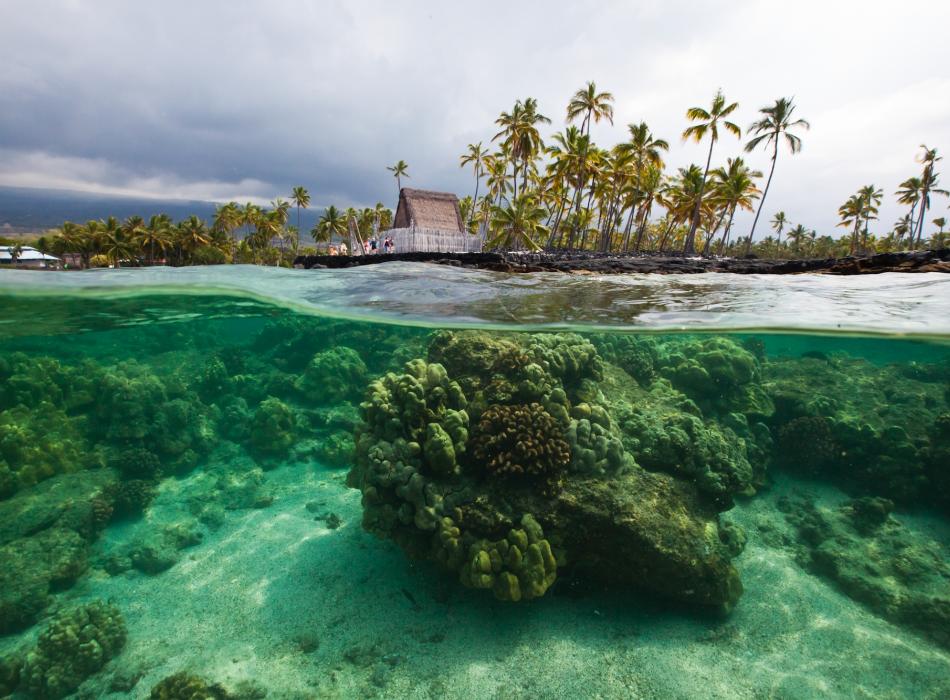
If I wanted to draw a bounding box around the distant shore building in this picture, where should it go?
[0,246,61,269]
[387,188,482,253]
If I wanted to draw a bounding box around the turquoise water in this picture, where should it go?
[0,266,948,699]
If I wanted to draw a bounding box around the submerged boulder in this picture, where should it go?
[783,495,950,648]
[348,331,743,609]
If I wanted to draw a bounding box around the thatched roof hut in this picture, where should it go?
[392,188,464,232]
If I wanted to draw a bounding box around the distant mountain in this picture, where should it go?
[0,186,324,234]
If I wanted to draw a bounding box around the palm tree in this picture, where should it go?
[837,194,864,254]
[660,165,706,252]
[290,186,310,233]
[176,216,210,264]
[140,214,172,265]
[911,146,948,248]
[786,223,809,254]
[705,158,762,254]
[242,202,262,241]
[618,121,669,250]
[566,81,614,239]
[386,160,410,194]
[895,177,922,247]
[743,98,809,251]
[459,142,488,226]
[102,224,138,268]
[771,211,788,247]
[487,194,547,251]
[681,89,741,254]
[312,205,347,251]
[933,216,947,239]
[857,184,883,252]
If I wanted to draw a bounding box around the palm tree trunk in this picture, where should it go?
[633,205,652,253]
[704,208,729,255]
[658,217,677,253]
[719,205,738,254]
[469,169,481,229]
[746,142,778,254]
[685,137,716,254]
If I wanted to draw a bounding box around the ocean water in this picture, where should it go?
[0,265,948,700]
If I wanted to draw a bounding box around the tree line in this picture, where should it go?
[453,84,947,256]
[27,189,394,267]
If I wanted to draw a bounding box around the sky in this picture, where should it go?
[1,0,948,236]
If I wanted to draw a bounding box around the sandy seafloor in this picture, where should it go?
[10,456,950,700]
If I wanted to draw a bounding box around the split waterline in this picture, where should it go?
[0,264,947,699]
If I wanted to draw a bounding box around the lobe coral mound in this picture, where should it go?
[346,330,743,609]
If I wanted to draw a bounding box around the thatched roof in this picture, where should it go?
[392,188,463,232]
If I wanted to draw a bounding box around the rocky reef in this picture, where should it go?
[20,600,127,699]
[347,331,744,608]
[781,494,950,649]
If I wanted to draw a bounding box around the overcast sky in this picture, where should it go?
[1,0,948,235]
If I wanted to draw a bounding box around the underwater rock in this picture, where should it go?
[0,528,89,633]
[0,651,23,697]
[655,336,773,418]
[127,521,204,575]
[784,496,950,648]
[149,671,231,699]
[766,354,949,511]
[249,397,297,459]
[20,600,126,699]
[349,332,743,609]
[0,471,115,632]
[295,345,368,404]
[312,429,355,468]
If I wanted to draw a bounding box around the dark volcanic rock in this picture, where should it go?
[295,248,950,275]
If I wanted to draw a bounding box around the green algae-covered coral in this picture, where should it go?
[249,397,297,458]
[783,495,950,649]
[765,353,949,510]
[295,345,368,404]
[611,379,757,508]
[20,600,126,699]
[149,671,231,699]
[349,331,744,609]
[455,514,558,602]
[655,336,773,417]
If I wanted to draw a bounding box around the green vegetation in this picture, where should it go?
[25,187,394,268]
[9,87,947,264]
[468,86,946,255]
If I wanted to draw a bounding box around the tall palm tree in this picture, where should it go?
[771,211,788,246]
[681,89,741,254]
[911,146,948,248]
[566,81,614,239]
[857,184,883,252]
[459,142,488,226]
[242,202,262,241]
[290,186,310,233]
[487,194,547,251]
[743,97,809,251]
[386,160,410,194]
[895,176,923,246]
[618,121,669,250]
[312,205,347,251]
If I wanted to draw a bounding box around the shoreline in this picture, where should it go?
[294,248,950,275]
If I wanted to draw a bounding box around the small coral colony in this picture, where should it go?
[1,312,948,696]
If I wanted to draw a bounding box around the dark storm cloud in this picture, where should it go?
[1,0,948,233]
